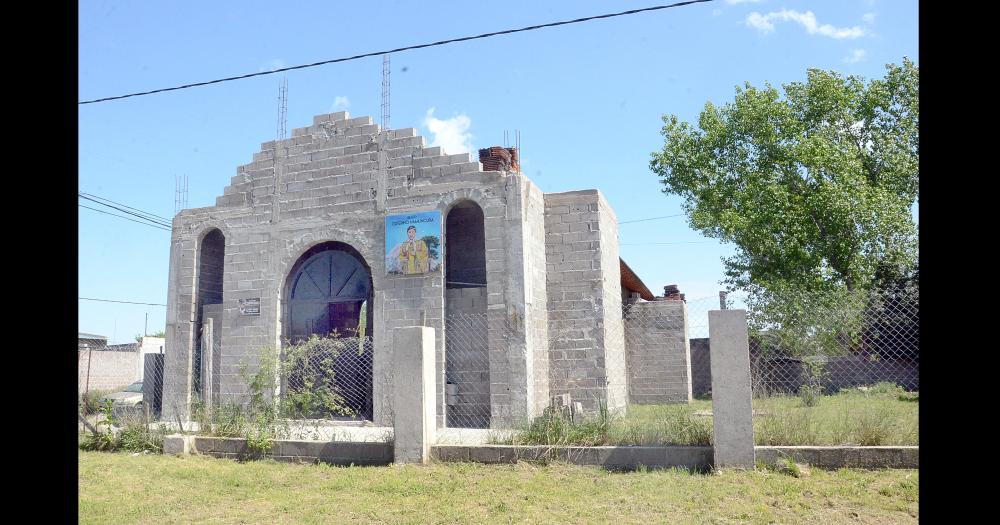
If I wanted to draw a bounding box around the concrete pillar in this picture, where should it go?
[201,318,214,418]
[708,309,755,468]
[392,326,437,464]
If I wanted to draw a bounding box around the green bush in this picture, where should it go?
[79,400,164,453]
[279,335,358,419]
[80,389,113,414]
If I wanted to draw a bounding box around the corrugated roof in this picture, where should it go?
[620,258,654,301]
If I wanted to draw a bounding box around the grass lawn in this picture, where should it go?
[79,452,918,524]
[495,386,917,447]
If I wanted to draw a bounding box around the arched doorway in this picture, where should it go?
[444,200,489,428]
[284,242,374,420]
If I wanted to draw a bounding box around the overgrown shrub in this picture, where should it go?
[798,359,828,407]
[80,389,113,414]
[79,400,165,453]
[279,334,360,419]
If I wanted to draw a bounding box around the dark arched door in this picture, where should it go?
[287,247,372,341]
[285,244,374,420]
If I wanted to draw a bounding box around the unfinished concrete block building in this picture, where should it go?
[162,111,691,429]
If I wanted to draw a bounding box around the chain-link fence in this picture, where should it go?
[78,339,168,450]
[444,313,502,429]
[735,287,919,446]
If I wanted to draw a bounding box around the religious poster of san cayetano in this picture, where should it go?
[385,211,441,275]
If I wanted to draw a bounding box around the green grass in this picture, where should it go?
[79,452,918,524]
[495,385,918,447]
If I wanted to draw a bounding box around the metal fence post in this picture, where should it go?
[201,318,214,420]
[83,344,93,413]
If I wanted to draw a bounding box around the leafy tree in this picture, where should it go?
[650,59,918,295]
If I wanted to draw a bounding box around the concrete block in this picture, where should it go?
[392,326,436,464]
[709,309,755,468]
[163,434,192,455]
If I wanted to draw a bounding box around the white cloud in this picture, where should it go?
[726,0,762,4]
[843,49,866,64]
[331,96,350,111]
[862,12,876,24]
[423,108,473,154]
[258,59,285,73]
[746,9,866,39]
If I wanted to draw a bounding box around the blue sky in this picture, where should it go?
[78,0,918,343]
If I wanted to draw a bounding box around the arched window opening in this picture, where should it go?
[194,229,225,398]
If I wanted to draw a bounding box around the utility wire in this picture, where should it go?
[79,0,716,104]
[79,297,167,306]
[79,191,172,222]
[621,241,717,245]
[78,204,172,231]
[79,194,172,228]
[619,213,685,224]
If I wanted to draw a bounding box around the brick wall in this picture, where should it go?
[689,338,712,397]
[543,190,625,413]
[623,300,693,404]
[79,349,140,395]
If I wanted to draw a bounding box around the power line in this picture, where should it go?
[79,297,167,306]
[619,213,685,224]
[621,241,717,245]
[79,191,172,222]
[78,0,716,105]
[78,194,172,228]
[78,204,172,231]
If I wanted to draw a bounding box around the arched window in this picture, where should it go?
[194,228,225,397]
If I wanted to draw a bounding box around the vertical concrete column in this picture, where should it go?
[201,318,214,419]
[708,309,755,468]
[392,326,437,464]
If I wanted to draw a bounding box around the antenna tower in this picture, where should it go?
[381,54,390,131]
[174,174,188,214]
[277,77,288,140]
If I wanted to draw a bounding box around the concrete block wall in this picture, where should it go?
[79,350,139,395]
[543,190,626,413]
[689,338,712,397]
[163,111,539,428]
[521,181,551,417]
[623,300,693,404]
[597,193,626,412]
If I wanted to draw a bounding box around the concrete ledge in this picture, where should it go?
[432,445,713,470]
[163,434,194,455]
[432,445,918,470]
[755,446,918,469]
[190,437,393,466]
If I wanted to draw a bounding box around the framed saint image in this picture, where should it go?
[385,211,442,275]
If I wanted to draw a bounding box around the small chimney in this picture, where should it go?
[478,146,519,173]
[663,284,683,301]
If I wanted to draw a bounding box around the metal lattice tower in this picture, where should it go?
[174,174,188,215]
[381,54,390,131]
[277,77,288,140]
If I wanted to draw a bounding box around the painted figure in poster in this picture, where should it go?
[398,225,429,274]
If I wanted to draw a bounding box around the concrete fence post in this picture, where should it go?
[708,309,755,468]
[392,326,437,464]
[200,318,214,420]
